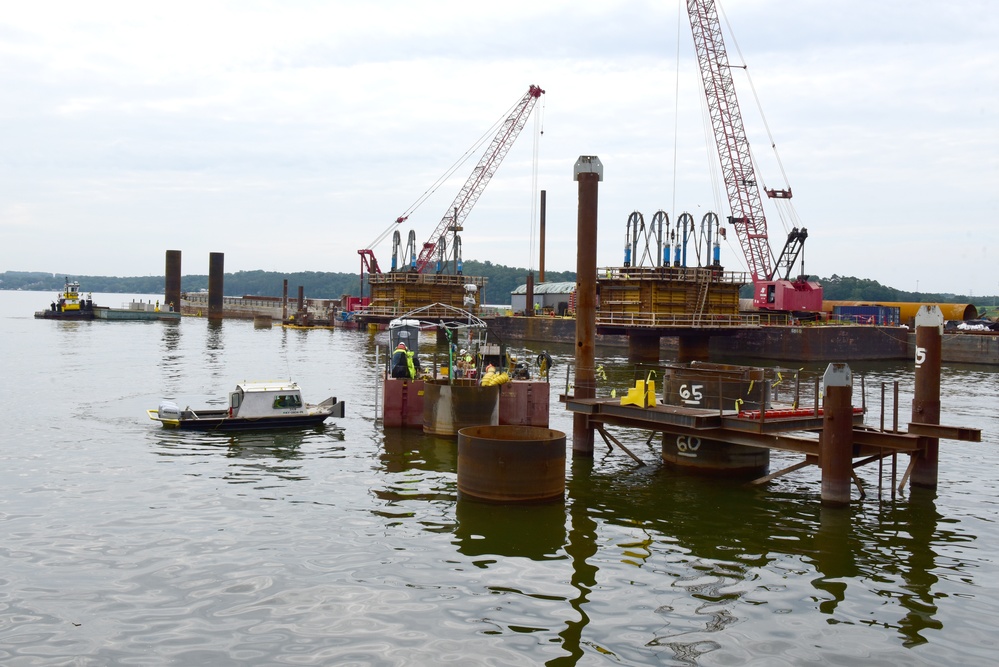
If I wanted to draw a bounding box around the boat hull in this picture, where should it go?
[94,307,181,321]
[34,310,95,321]
[164,413,332,431]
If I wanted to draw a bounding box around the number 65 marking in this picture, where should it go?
[679,384,703,405]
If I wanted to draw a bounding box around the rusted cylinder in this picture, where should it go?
[911,306,942,489]
[457,425,566,503]
[208,252,224,321]
[820,363,854,507]
[423,379,499,436]
[628,332,661,364]
[662,434,769,477]
[164,250,181,313]
[573,156,602,456]
[297,285,304,311]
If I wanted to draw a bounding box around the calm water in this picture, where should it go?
[2,290,998,666]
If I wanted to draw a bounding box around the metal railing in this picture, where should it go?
[598,266,749,285]
[595,312,760,328]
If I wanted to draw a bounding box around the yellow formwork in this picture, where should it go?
[598,267,744,322]
[366,273,488,317]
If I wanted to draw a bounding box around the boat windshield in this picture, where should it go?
[273,394,303,409]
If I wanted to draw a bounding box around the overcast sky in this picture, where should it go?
[2,0,997,297]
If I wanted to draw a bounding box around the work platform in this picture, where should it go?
[561,344,980,506]
[363,273,487,320]
[562,395,922,458]
[597,265,754,335]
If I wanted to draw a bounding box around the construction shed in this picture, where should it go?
[511,281,576,316]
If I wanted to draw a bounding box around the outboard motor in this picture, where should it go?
[158,401,182,420]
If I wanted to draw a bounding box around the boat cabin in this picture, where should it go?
[230,381,306,418]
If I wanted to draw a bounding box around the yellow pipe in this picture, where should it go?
[822,301,977,322]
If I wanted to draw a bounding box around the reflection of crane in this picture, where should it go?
[356,85,544,290]
[686,0,822,311]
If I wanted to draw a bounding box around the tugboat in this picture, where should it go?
[147,381,345,431]
[34,278,96,320]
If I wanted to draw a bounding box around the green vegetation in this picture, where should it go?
[1,267,992,308]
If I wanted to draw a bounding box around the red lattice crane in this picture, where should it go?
[686,0,822,311]
[356,85,544,286]
[414,84,544,273]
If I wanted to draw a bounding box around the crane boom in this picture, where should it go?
[687,0,772,282]
[414,84,544,273]
[686,0,822,311]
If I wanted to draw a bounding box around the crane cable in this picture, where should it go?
[670,0,682,220]
[717,0,800,235]
[674,0,749,277]
[528,94,545,273]
[362,94,524,251]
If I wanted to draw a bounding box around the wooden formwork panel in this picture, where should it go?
[598,277,741,319]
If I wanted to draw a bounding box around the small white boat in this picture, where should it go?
[148,381,345,431]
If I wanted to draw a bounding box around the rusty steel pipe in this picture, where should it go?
[539,189,547,283]
[572,156,602,456]
[164,250,181,314]
[208,252,224,321]
[820,363,854,507]
[911,306,943,489]
[525,271,534,317]
[282,279,288,322]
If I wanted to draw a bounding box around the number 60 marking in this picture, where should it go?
[676,435,701,458]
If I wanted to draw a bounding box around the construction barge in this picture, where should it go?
[178,289,998,366]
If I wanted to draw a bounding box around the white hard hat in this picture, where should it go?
[459,348,467,355]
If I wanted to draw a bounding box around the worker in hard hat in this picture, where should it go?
[455,348,474,378]
[391,342,421,379]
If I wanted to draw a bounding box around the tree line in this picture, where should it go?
[0,267,987,307]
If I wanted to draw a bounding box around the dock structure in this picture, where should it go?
[563,306,981,505]
[563,165,980,504]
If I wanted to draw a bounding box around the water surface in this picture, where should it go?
[2,290,997,665]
